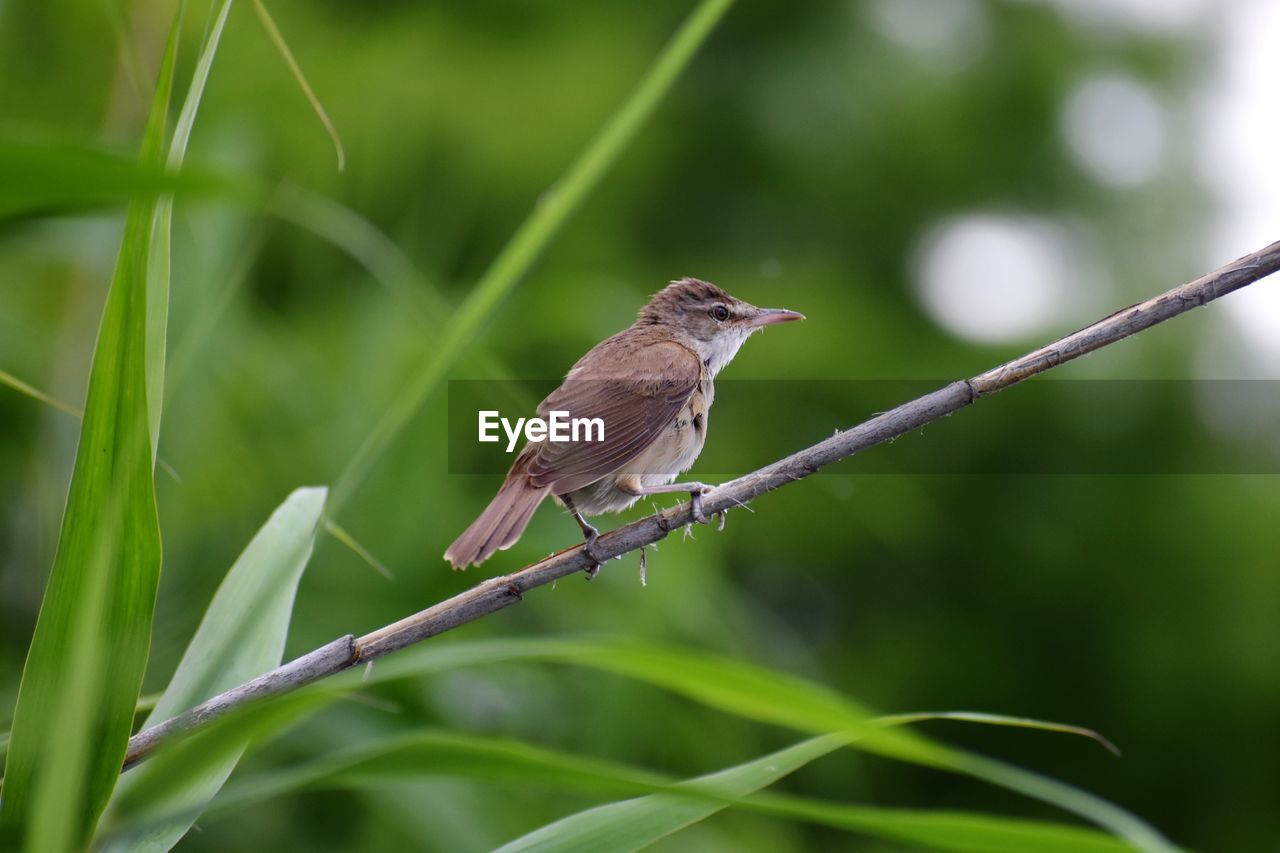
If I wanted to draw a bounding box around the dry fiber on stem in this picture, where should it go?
[123,239,1280,769]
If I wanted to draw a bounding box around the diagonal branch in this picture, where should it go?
[123,239,1280,769]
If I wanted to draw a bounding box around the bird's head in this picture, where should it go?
[637,278,804,376]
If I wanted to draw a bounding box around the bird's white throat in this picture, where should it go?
[692,325,757,377]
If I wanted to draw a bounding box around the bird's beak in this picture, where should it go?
[744,307,806,327]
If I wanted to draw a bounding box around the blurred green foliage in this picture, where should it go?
[2,0,1277,850]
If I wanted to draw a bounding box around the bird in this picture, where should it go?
[444,278,804,570]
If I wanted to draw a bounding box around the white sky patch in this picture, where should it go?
[913,214,1071,344]
[866,0,989,72]
[1011,0,1212,35]
[1194,0,1280,373]
[1061,74,1168,188]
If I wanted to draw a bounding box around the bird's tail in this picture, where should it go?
[444,453,548,570]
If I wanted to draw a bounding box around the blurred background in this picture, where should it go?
[3,0,1279,849]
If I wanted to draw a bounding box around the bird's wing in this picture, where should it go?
[527,338,702,495]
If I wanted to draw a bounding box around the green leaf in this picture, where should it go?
[102,689,336,843]
[108,636,1170,850]
[359,639,1174,850]
[105,728,1129,853]
[878,711,1120,757]
[746,796,1134,853]
[492,732,1123,853]
[249,0,345,172]
[0,366,81,417]
[147,0,234,464]
[0,10,179,849]
[0,139,237,219]
[497,735,845,853]
[202,730,672,817]
[101,485,327,852]
[362,639,935,763]
[0,694,161,766]
[18,515,118,853]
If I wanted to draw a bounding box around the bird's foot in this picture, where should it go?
[689,486,714,525]
[581,526,605,579]
[566,503,605,578]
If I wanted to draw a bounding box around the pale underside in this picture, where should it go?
[522,335,717,516]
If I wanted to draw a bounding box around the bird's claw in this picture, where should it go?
[690,490,709,525]
[581,528,605,579]
[689,486,718,525]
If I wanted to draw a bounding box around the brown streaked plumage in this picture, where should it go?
[444,278,804,570]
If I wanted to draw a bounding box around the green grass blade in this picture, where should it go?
[936,754,1169,853]
[493,732,1127,853]
[329,0,736,512]
[364,638,928,759]
[268,183,443,321]
[0,138,235,218]
[146,0,233,462]
[130,491,324,732]
[95,636,1171,851]
[0,366,82,417]
[744,796,1134,853]
[0,694,160,765]
[266,184,532,404]
[214,730,673,812]
[880,711,1121,757]
[497,735,841,853]
[249,0,345,172]
[568,644,1170,851]
[106,728,1128,853]
[102,486,327,852]
[21,516,117,853]
[361,639,1173,850]
[323,517,394,580]
[0,10,180,847]
[103,689,336,841]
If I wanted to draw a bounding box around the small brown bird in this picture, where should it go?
[444,278,804,570]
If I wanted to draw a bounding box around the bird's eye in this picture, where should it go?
[711,304,730,322]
